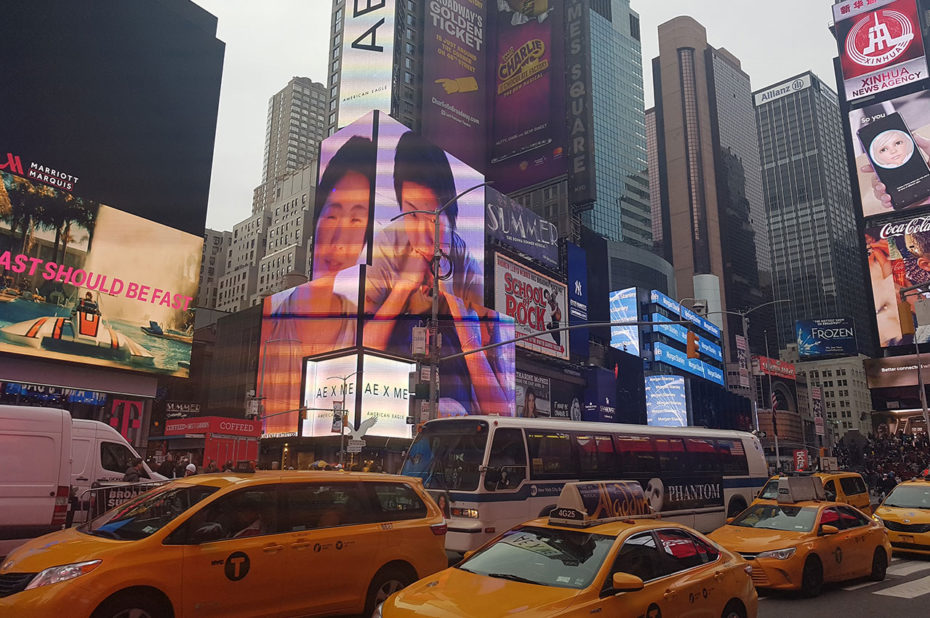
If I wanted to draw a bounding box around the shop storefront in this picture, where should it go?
[148,416,261,470]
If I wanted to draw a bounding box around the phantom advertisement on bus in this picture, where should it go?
[865,213,930,347]
[0,170,201,376]
[796,318,857,358]
[260,112,516,436]
[849,89,930,218]
[833,0,928,101]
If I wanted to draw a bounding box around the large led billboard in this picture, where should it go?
[0,171,201,376]
[834,0,928,102]
[337,0,395,127]
[796,318,857,358]
[865,213,930,347]
[260,111,516,436]
[494,252,569,360]
[849,90,930,218]
[487,0,567,193]
[420,0,488,169]
[652,342,725,386]
[609,287,640,355]
[485,188,559,269]
[645,375,687,427]
[865,353,930,387]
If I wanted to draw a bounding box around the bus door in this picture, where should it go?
[483,427,529,533]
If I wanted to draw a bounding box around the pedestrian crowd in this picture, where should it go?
[861,431,930,497]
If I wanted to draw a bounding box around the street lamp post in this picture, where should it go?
[898,284,930,432]
[327,371,358,467]
[389,180,493,423]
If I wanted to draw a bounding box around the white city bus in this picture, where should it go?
[400,416,768,553]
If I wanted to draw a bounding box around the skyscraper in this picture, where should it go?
[754,72,873,356]
[253,76,327,212]
[651,16,774,374]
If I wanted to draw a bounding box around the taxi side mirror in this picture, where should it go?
[820,524,839,536]
[725,517,735,524]
[610,572,645,592]
[462,550,476,561]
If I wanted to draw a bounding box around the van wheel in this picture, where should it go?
[91,590,171,618]
[722,599,747,618]
[870,547,888,581]
[364,564,415,617]
[800,556,823,598]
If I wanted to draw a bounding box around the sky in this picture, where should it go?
[196,0,841,232]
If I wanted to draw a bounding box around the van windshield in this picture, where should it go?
[401,420,489,491]
[81,484,217,540]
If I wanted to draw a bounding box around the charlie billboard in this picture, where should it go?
[0,170,201,376]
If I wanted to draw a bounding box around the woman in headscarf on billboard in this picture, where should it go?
[365,131,512,416]
[259,135,376,431]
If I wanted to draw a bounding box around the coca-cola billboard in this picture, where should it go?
[834,0,928,101]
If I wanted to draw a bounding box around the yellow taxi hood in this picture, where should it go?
[708,525,808,554]
[384,566,579,617]
[876,505,930,524]
[0,527,136,573]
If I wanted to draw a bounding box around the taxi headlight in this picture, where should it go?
[25,560,101,590]
[756,548,796,560]
[873,515,884,527]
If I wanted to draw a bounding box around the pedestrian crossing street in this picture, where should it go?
[759,556,930,601]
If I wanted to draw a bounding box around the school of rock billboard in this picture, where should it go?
[0,169,201,377]
[834,0,928,102]
[865,212,930,347]
[494,252,569,360]
[259,112,516,437]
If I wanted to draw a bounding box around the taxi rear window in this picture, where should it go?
[839,476,867,496]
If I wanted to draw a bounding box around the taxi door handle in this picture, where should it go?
[714,570,725,581]
[262,543,285,554]
[663,588,677,600]
[291,541,312,550]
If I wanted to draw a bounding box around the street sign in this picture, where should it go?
[794,449,808,472]
[412,327,427,356]
[814,416,824,437]
[346,439,365,453]
[331,402,345,434]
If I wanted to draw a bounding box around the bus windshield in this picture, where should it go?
[401,420,489,491]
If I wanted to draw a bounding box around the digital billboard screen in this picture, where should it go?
[487,0,566,193]
[833,0,927,102]
[516,370,551,418]
[494,252,569,360]
[796,318,857,358]
[645,375,687,427]
[865,213,930,347]
[420,0,488,169]
[609,287,639,355]
[485,187,559,269]
[849,90,930,218]
[0,170,201,376]
[337,0,395,127]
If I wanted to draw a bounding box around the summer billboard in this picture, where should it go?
[834,0,927,102]
[260,112,516,436]
[0,171,201,376]
[849,90,930,218]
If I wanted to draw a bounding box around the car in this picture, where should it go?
[872,478,930,556]
[379,481,758,618]
[710,476,891,597]
[0,471,448,617]
[752,471,872,514]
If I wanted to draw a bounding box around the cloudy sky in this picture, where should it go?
[196,0,840,231]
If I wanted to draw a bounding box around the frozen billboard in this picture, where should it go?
[796,318,857,358]
[833,0,928,101]
[0,170,201,376]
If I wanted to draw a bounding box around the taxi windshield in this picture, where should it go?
[457,525,615,589]
[730,504,818,532]
[401,420,488,491]
[884,485,930,509]
[81,484,218,541]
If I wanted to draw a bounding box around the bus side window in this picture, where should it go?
[615,435,657,476]
[526,432,576,479]
[714,440,749,475]
[486,428,527,490]
[574,434,616,478]
[684,438,720,474]
[654,438,687,474]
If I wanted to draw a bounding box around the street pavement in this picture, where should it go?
[759,554,930,617]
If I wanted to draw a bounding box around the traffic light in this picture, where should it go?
[686,331,699,358]
[899,301,916,336]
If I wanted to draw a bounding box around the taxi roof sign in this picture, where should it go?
[776,476,825,504]
[548,481,653,527]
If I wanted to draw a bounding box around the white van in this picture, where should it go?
[0,405,162,555]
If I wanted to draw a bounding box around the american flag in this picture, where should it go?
[771,391,777,411]
[771,390,779,436]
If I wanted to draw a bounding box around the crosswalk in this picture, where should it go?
[759,556,930,601]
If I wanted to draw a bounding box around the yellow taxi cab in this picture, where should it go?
[379,481,758,618]
[752,472,872,514]
[710,476,891,597]
[0,471,448,617]
[872,478,930,556]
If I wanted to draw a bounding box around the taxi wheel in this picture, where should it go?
[363,564,416,617]
[722,599,747,618]
[800,557,823,598]
[870,547,888,581]
[91,590,171,618]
